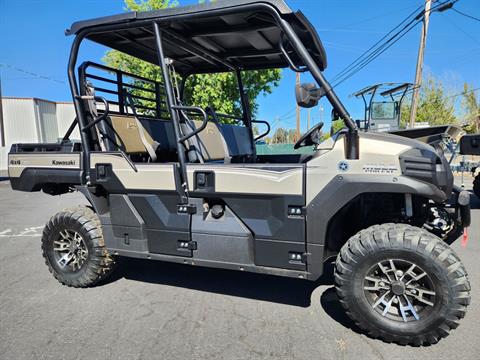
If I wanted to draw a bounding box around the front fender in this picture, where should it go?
[304,174,446,280]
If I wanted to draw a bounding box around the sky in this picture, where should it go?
[0,0,479,132]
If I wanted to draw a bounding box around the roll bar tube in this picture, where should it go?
[173,105,209,143]
[80,96,110,132]
[252,120,271,142]
[153,23,189,202]
[67,31,91,182]
[279,38,308,73]
[236,69,257,157]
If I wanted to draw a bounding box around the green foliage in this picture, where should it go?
[400,75,457,128]
[103,0,282,123]
[461,83,480,134]
[269,128,298,144]
[183,70,281,121]
[124,0,177,11]
[320,119,345,140]
[331,119,346,133]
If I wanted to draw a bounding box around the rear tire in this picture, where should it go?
[335,223,470,346]
[473,173,480,199]
[41,206,116,287]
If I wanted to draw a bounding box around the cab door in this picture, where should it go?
[90,152,193,257]
[186,163,306,271]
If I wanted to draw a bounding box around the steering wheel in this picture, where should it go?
[294,122,324,149]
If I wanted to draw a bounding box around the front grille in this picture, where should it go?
[401,156,437,181]
[399,147,452,196]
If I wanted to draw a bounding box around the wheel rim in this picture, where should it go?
[53,230,88,272]
[363,259,436,323]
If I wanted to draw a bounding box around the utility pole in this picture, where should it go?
[295,72,301,139]
[0,71,5,147]
[409,0,432,128]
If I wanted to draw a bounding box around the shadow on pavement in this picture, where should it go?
[106,257,336,308]
[319,287,363,335]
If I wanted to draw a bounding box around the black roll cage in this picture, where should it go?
[67,2,358,193]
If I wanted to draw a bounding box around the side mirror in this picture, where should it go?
[296,83,325,108]
[331,108,341,121]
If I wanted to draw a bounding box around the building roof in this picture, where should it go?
[2,97,73,105]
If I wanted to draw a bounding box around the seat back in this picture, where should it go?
[218,124,255,160]
[100,114,176,158]
[108,115,156,154]
[183,120,230,162]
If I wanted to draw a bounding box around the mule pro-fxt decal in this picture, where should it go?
[362,163,398,174]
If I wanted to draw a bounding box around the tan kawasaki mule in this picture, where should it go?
[8,0,471,346]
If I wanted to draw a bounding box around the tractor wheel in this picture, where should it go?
[473,173,480,199]
[41,206,116,287]
[335,223,470,346]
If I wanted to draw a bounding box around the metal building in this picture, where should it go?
[0,98,77,172]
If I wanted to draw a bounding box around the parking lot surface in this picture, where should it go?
[0,179,479,360]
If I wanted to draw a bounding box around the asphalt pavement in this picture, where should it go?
[0,179,479,360]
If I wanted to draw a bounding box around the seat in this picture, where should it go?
[181,118,230,163]
[220,124,255,162]
[98,114,178,162]
[181,111,260,163]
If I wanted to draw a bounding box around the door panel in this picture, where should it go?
[187,164,306,271]
[90,152,191,257]
[129,193,192,257]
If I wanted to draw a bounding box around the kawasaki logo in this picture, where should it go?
[52,160,76,166]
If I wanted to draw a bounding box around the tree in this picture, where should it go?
[461,83,480,134]
[103,0,282,123]
[320,118,345,141]
[400,75,457,128]
[271,127,288,144]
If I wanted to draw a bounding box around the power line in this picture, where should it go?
[445,87,480,100]
[441,12,480,45]
[0,63,66,84]
[330,1,457,89]
[330,4,423,85]
[452,7,480,22]
[332,19,422,88]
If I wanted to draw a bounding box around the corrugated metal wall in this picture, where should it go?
[35,99,59,143]
[56,103,79,140]
[3,98,39,147]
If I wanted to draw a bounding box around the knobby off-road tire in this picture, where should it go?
[41,206,116,287]
[473,173,480,199]
[335,223,470,346]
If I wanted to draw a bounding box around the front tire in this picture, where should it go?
[41,206,116,287]
[335,223,470,346]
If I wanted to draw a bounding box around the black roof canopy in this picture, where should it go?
[66,0,327,75]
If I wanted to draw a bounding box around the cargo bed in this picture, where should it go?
[8,141,83,194]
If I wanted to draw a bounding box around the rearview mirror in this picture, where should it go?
[296,83,325,108]
[331,108,341,121]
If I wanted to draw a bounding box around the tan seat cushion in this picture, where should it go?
[190,120,228,162]
[109,115,155,154]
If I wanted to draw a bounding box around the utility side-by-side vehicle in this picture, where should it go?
[8,0,471,345]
